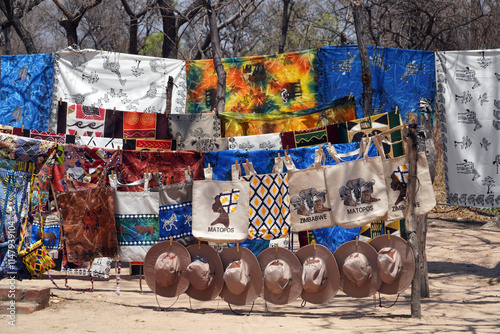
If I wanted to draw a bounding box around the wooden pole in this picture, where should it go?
[405,113,421,318]
[352,1,373,117]
[418,98,436,298]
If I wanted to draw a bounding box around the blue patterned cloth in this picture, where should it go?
[311,225,362,253]
[228,239,270,257]
[0,54,54,131]
[159,201,193,240]
[318,45,435,122]
[204,141,378,181]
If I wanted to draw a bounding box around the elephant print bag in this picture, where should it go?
[192,164,250,243]
[110,173,160,262]
[288,148,335,232]
[324,138,389,228]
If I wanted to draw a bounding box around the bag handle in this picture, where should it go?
[329,136,372,163]
[204,164,213,180]
[242,159,257,176]
[373,124,408,158]
[108,172,151,192]
[283,154,297,172]
[231,161,241,180]
[271,156,284,174]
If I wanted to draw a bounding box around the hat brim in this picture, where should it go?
[333,240,381,298]
[185,243,224,301]
[369,235,415,294]
[144,241,191,298]
[219,246,263,306]
[257,247,303,305]
[295,244,341,304]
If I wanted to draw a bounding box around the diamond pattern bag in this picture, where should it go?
[241,157,290,240]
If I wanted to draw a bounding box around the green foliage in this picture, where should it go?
[140,32,163,57]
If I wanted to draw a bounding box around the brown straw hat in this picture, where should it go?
[219,246,263,306]
[185,243,224,301]
[257,246,302,305]
[369,234,415,295]
[295,243,341,304]
[333,240,381,298]
[144,240,191,298]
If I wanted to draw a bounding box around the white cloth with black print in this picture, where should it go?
[49,46,187,131]
[436,49,500,207]
[228,133,283,151]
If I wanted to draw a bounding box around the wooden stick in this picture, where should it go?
[405,112,421,318]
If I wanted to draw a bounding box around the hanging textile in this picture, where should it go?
[56,101,170,139]
[123,138,174,151]
[204,141,378,181]
[337,110,404,158]
[76,136,123,149]
[186,49,318,114]
[117,150,204,191]
[220,96,356,137]
[318,45,436,121]
[436,49,500,207]
[49,47,187,131]
[280,124,340,149]
[228,133,282,151]
[0,54,54,131]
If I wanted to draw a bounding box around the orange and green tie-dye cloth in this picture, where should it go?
[220,96,356,137]
[186,49,318,114]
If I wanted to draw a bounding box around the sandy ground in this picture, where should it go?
[1,219,500,334]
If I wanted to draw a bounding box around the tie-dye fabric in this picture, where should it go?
[49,47,187,132]
[0,54,54,131]
[220,96,356,137]
[186,49,318,114]
[436,49,500,207]
[318,45,435,121]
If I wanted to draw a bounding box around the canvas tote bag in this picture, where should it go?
[324,137,389,228]
[374,126,436,220]
[192,164,250,243]
[110,172,160,262]
[241,156,290,240]
[288,148,336,232]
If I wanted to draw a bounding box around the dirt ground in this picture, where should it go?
[1,209,499,334]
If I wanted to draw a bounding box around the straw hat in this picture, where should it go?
[185,243,224,301]
[219,246,263,305]
[257,247,302,305]
[333,240,381,298]
[295,244,341,304]
[144,240,191,298]
[369,234,415,295]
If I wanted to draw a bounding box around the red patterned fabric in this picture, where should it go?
[117,150,204,191]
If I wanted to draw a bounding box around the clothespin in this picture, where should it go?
[387,233,391,240]
[123,136,127,145]
[170,236,173,246]
[286,145,289,156]
[21,124,24,132]
[245,158,249,165]
[348,92,353,100]
[113,107,116,115]
[312,239,316,250]
[100,48,103,54]
[187,166,192,176]
[356,236,359,246]
[395,106,399,114]
[275,243,279,252]
[59,97,62,105]
[236,242,239,252]
[155,168,159,178]
[117,145,121,154]
[198,240,202,250]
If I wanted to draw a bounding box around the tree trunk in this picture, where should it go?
[352,1,372,117]
[0,0,37,54]
[279,0,292,54]
[128,16,139,54]
[158,0,179,59]
[206,0,226,115]
[59,19,79,46]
